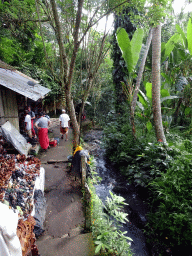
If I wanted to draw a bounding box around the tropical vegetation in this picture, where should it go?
[1,0,192,255]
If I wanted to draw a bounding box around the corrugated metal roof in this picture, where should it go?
[0,67,51,101]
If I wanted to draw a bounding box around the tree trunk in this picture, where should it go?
[50,0,83,150]
[54,97,56,116]
[131,29,152,112]
[65,0,84,149]
[66,87,80,149]
[152,24,166,143]
[130,29,152,136]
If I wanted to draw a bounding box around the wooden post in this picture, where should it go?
[80,156,92,230]
[85,183,92,230]
[81,155,86,188]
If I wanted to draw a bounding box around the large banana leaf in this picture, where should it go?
[146,121,153,132]
[160,95,181,103]
[116,27,143,74]
[160,89,169,98]
[161,42,166,53]
[137,101,144,111]
[176,24,187,49]
[137,89,179,108]
[187,18,192,55]
[178,47,187,60]
[163,33,180,62]
[145,82,152,99]
[138,89,149,108]
[130,28,144,71]
[116,27,133,74]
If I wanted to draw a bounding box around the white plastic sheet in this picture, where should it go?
[34,167,45,193]
[31,167,45,217]
[1,121,31,156]
[0,203,22,256]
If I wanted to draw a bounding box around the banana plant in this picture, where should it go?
[116,27,144,77]
[137,82,181,133]
[116,27,150,136]
[162,17,192,63]
[161,18,192,125]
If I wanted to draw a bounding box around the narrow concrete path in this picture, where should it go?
[36,119,94,256]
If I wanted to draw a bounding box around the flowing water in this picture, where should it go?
[84,130,151,256]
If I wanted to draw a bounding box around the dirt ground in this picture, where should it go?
[36,118,94,256]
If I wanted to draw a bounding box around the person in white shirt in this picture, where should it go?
[28,106,36,138]
[24,110,32,138]
[59,109,70,140]
[35,112,50,151]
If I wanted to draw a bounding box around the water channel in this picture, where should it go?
[84,130,151,256]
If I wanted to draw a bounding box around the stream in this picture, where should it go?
[84,130,151,256]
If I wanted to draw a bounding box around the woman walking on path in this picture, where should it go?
[35,112,50,151]
[59,109,70,141]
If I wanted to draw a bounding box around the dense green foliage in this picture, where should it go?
[148,153,192,247]
[103,107,192,253]
[85,58,115,125]
[0,0,61,106]
[1,0,192,253]
[0,0,38,66]
[87,158,132,256]
[111,8,136,113]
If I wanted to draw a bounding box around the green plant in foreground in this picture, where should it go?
[147,153,192,248]
[88,181,133,256]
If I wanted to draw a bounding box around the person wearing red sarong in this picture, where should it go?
[35,112,50,151]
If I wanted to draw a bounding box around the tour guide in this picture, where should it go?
[35,112,50,151]
[59,109,70,141]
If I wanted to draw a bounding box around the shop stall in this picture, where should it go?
[0,135,45,256]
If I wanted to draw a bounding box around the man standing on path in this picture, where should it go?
[28,106,36,138]
[24,109,32,139]
[59,109,70,140]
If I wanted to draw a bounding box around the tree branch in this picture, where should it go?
[50,0,69,84]
[79,0,129,45]
[67,0,84,89]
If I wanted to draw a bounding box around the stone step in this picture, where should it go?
[36,233,95,256]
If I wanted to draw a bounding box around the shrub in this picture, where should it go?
[147,153,192,248]
[102,109,192,252]
[87,158,132,256]
[81,120,93,133]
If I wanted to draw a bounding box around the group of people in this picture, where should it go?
[24,107,70,151]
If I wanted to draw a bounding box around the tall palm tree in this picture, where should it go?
[152,24,166,143]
